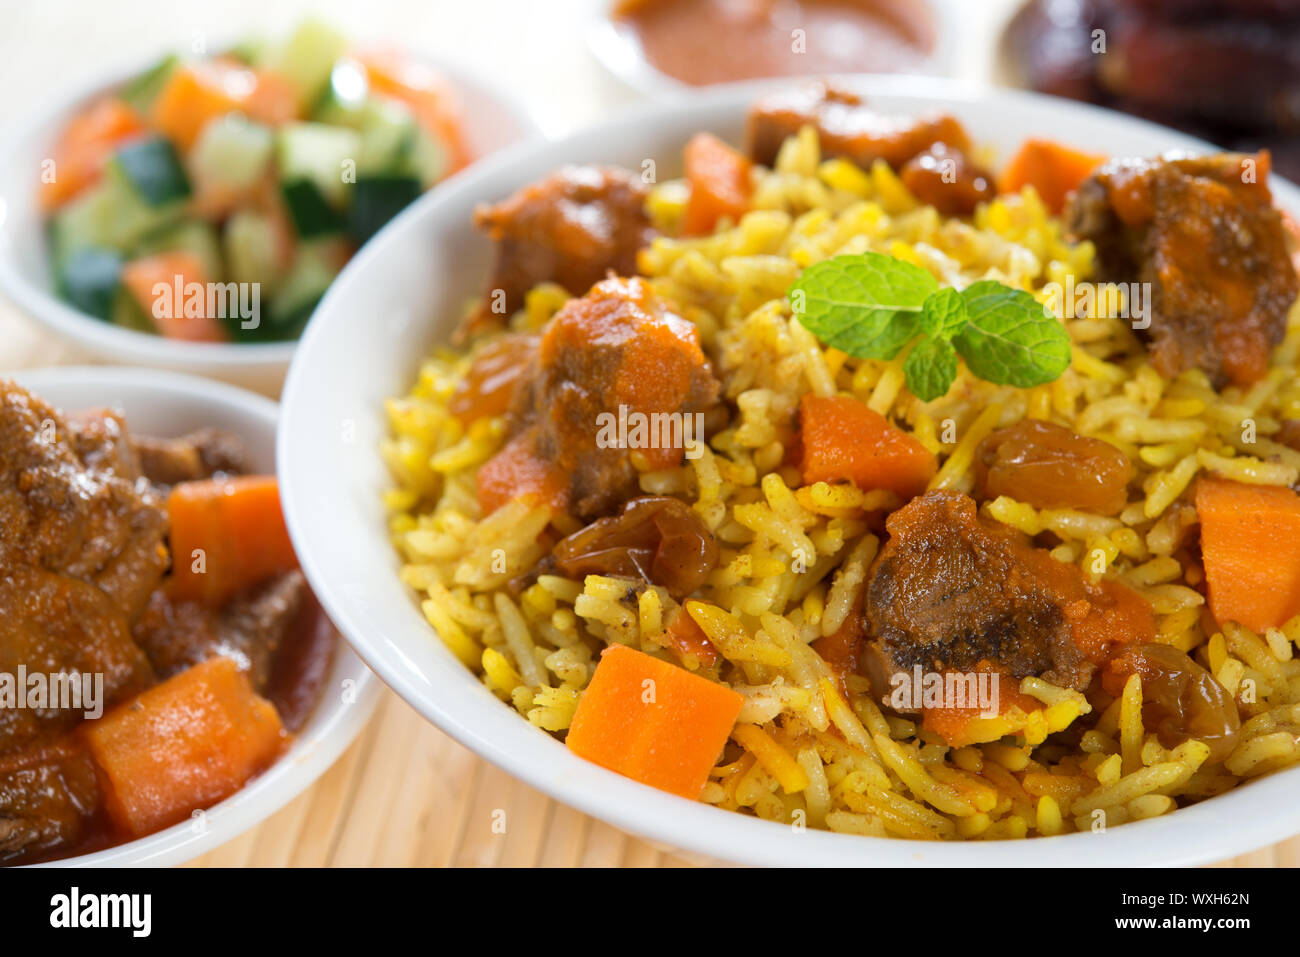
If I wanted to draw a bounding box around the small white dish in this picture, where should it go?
[0,52,544,395]
[278,76,1300,866]
[4,365,380,867]
[586,0,962,96]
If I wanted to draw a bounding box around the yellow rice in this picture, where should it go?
[382,127,1300,840]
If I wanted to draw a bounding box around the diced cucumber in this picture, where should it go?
[311,57,370,127]
[190,115,274,193]
[223,210,285,297]
[57,247,123,321]
[355,99,417,175]
[137,221,224,283]
[110,285,154,332]
[119,54,179,114]
[256,239,344,340]
[281,180,344,238]
[50,175,183,260]
[276,122,360,208]
[347,176,421,245]
[226,35,269,67]
[108,136,191,206]
[403,125,447,189]
[268,19,348,109]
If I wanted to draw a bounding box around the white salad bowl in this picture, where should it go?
[278,76,1300,867]
[0,53,544,394]
[4,366,380,867]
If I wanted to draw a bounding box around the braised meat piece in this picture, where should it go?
[464,166,654,337]
[131,428,249,487]
[477,277,721,520]
[746,83,994,215]
[0,741,101,863]
[132,570,308,692]
[1067,152,1299,387]
[864,491,1154,695]
[0,382,168,622]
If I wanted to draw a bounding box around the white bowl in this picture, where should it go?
[0,53,544,395]
[4,365,380,867]
[278,76,1300,867]
[586,0,962,96]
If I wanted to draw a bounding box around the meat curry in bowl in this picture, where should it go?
[0,372,353,866]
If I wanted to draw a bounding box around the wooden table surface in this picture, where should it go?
[4,0,1296,870]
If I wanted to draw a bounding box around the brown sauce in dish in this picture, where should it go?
[614,0,935,86]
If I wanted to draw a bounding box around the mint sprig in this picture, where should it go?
[789,252,1071,401]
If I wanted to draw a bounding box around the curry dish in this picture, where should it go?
[383,83,1300,840]
[0,382,333,864]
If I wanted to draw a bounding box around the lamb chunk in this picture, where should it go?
[0,381,167,621]
[1066,152,1299,387]
[132,570,308,692]
[131,428,249,487]
[746,82,972,170]
[478,277,720,520]
[463,165,654,338]
[865,491,1096,693]
[0,741,101,865]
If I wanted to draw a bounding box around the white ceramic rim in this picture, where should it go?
[280,75,1300,867]
[4,365,380,867]
[0,44,545,374]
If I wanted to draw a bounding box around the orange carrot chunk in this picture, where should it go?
[166,475,299,607]
[83,656,286,838]
[1196,477,1300,633]
[996,139,1106,214]
[39,97,148,210]
[120,251,229,342]
[798,394,936,499]
[356,49,471,175]
[681,132,753,237]
[566,644,743,799]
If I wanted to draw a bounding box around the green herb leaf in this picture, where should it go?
[919,286,968,341]
[789,252,939,359]
[902,337,958,401]
[953,281,1071,388]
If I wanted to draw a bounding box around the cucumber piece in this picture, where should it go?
[226,35,269,67]
[119,54,179,114]
[347,176,421,245]
[256,239,343,340]
[355,99,417,175]
[137,220,224,283]
[57,247,123,321]
[50,175,183,260]
[110,284,154,332]
[190,115,273,193]
[311,57,369,127]
[223,210,285,296]
[269,19,348,109]
[108,136,191,206]
[403,125,447,189]
[281,180,344,238]
[276,122,360,208]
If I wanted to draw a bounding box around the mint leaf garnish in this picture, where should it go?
[786,253,1071,400]
[789,252,938,359]
[953,281,1071,388]
[903,337,958,401]
[919,286,968,340]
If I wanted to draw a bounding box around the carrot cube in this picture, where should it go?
[798,394,936,499]
[566,644,742,799]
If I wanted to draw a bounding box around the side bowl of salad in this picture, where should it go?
[0,21,543,393]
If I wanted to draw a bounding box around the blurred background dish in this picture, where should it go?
[0,19,542,394]
[1001,0,1300,182]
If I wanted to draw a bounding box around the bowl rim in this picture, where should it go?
[2,364,381,867]
[0,44,545,372]
[279,74,1300,867]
